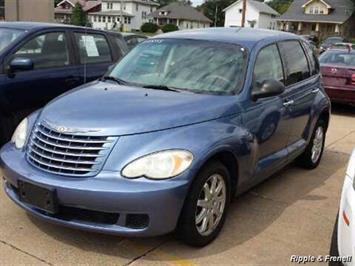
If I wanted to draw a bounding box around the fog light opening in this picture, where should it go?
[343,210,350,226]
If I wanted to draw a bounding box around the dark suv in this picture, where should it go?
[0,22,127,145]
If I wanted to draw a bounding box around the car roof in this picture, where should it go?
[121,32,146,37]
[0,21,112,34]
[154,27,299,49]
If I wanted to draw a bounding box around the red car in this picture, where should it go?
[319,49,355,105]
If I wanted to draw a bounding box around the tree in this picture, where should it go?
[161,23,179,32]
[54,0,61,7]
[71,3,87,26]
[266,0,292,14]
[197,0,235,27]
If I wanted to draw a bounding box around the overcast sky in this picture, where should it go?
[191,0,204,7]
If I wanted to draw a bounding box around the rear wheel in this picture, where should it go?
[176,161,231,247]
[297,119,326,169]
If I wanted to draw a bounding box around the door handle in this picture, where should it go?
[283,99,294,107]
[311,88,320,94]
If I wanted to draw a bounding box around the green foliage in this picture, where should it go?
[54,0,61,6]
[161,23,179,32]
[197,0,235,27]
[267,0,292,14]
[71,3,87,26]
[141,22,160,33]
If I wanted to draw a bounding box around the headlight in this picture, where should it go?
[11,118,28,149]
[122,150,193,179]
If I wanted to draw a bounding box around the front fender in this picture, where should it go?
[104,115,255,187]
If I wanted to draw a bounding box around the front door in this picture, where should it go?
[1,31,81,116]
[242,43,291,180]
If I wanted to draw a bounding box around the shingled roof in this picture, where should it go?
[149,3,212,23]
[278,0,354,23]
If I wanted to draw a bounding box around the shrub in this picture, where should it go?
[141,22,159,33]
[161,24,179,33]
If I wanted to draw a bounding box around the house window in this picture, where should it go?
[103,16,106,22]
[108,16,112,23]
[320,9,324,14]
[136,3,139,11]
[123,3,126,10]
[98,16,102,22]
[239,9,243,13]
[150,6,153,12]
[94,16,97,22]
[314,7,319,14]
[142,11,147,19]
[309,7,313,14]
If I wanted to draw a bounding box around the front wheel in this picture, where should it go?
[297,119,326,169]
[176,161,231,247]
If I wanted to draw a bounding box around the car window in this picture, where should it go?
[278,41,310,86]
[253,44,284,90]
[0,28,24,53]
[114,36,128,54]
[74,33,112,64]
[319,51,355,67]
[13,32,69,70]
[111,39,247,95]
[303,41,319,76]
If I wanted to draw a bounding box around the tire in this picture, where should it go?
[176,161,231,247]
[297,119,326,169]
[329,213,343,266]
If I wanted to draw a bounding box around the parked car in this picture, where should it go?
[319,49,355,105]
[330,42,355,51]
[329,149,355,265]
[121,32,147,50]
[0,22,128,146]
[320,36,347,54]
[0,28,331,247]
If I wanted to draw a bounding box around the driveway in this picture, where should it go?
[1,104,354,266]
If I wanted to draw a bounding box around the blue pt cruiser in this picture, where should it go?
[0,28,331,246]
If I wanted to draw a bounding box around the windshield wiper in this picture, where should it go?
[101,75,128,85]
[142,85,181,93]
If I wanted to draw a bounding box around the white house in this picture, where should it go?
[223,0,279,29]
[88,0,159,31]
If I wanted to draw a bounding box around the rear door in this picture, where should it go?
[72,31,114,83]
[277,40,319,153]
[1,30,79,115]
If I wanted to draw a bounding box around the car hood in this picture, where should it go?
[38,81,240,136]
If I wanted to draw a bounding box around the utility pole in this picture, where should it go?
[120,0,124,32]
[214,4,217,27]
[241,0,246,27]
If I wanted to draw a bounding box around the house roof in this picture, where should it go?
[223,0,279,16]
[278,0,354,23]
[149,3,212,23]
[103,0,159,6]
[55,0,101,13]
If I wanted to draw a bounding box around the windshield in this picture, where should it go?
[110,39,247,95]
[323,37,342,45]
[319,51,355,67]
[0,28,24,53]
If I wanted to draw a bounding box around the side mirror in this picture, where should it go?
[9,57,34,73]
[251,79,285,101]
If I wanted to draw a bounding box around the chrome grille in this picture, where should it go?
[26,123,116,177]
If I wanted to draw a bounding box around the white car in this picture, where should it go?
[330,149,355,265]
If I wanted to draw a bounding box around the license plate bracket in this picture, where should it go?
[18,180,58,214]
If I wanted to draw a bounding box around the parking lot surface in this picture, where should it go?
[1,104,354,266]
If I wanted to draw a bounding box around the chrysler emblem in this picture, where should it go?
[57,126,67,133]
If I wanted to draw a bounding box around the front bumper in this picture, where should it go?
[0,144,190,237]
[338,175,355,265]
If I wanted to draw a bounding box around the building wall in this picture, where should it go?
[304,1,329,15]
[224,1,277,29]
[101,1,157,30]
[5,0,54,22]
[178,20,210,30]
